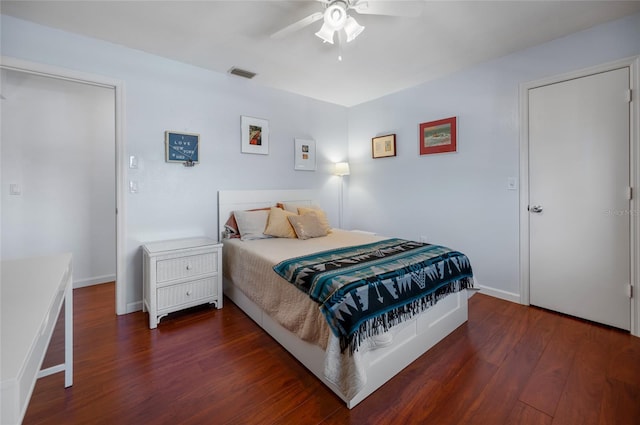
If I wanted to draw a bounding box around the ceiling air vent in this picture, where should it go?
[228,67,256,79]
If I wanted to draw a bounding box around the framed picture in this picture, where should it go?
[241,116,269,155]
[419,116,457,155]
[165,131,199,164]
[372,134,397,158]
[294,138,316,171]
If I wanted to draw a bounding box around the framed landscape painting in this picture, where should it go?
[419,116,457,155]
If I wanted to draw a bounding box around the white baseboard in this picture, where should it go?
[476,284,521,304]
[126,300,143,314]
[73,274,116,289]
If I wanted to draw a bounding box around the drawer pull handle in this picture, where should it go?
[186,264,192,270]
[186,290,192,296]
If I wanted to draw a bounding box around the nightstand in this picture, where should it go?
[142,237,222,329]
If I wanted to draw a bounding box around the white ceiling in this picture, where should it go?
[2,1,640,106]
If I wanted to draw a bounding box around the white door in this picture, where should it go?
[529,67,631,330]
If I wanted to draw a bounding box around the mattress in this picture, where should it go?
[223,229,388,349]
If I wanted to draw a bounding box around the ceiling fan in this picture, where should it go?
[271,0,423,45]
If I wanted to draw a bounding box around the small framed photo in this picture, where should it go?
[165,131,199,164]
[419,116,457,155]
[294,138,316,171]
[241,116,269,155]
[372,134,397,159]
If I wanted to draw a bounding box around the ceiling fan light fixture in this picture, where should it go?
[324,2,347,30]
[315,22,335,44]
[343,16,365,42]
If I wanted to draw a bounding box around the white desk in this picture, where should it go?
[1,254,73,425]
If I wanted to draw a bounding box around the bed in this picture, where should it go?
[218,189,474,408]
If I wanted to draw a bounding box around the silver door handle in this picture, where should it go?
[529,205,543,213]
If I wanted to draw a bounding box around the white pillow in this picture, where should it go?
[233,209,272,241]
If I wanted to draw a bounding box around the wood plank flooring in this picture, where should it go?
[24,283,640,424]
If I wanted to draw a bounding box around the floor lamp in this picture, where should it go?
[335,162,350,229]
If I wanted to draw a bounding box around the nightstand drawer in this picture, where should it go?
[156,252,218,283]
[157,276,217,310]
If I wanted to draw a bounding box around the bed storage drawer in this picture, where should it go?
[156,252,218,283]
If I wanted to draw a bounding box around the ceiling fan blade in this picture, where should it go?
[351,1,423,17]
[270,12,324,39]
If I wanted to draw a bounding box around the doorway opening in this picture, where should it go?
[1,56,127,315]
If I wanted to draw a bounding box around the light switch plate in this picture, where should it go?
[507,177,517,190]
[129,155,138,169]
[9,183,21,195]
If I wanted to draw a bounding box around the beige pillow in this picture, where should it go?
[298,206,331,233]
[264,207,298,238]
[287,212,330,240]
[279,202,322,213]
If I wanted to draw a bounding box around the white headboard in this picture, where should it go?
[218,189,319,239]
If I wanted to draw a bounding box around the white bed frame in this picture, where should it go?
[218,189,469,408]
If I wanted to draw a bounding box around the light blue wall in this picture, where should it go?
[346,13,640,298]
[2,12,639,306]
[1,15,349,310]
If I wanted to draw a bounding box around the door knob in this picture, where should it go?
[529,205,543,213]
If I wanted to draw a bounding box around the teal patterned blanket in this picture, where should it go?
[273,238,474,353]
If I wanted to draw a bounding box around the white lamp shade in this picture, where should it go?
[344,16,365,42]
[335,162,350,176]
[315,23,335,44]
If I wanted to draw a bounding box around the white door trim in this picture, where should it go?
[519,56,640,337]
[1,56,129,315]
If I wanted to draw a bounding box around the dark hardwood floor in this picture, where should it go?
[25,283,640,424]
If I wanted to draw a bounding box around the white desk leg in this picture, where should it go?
[64,282,73,387]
